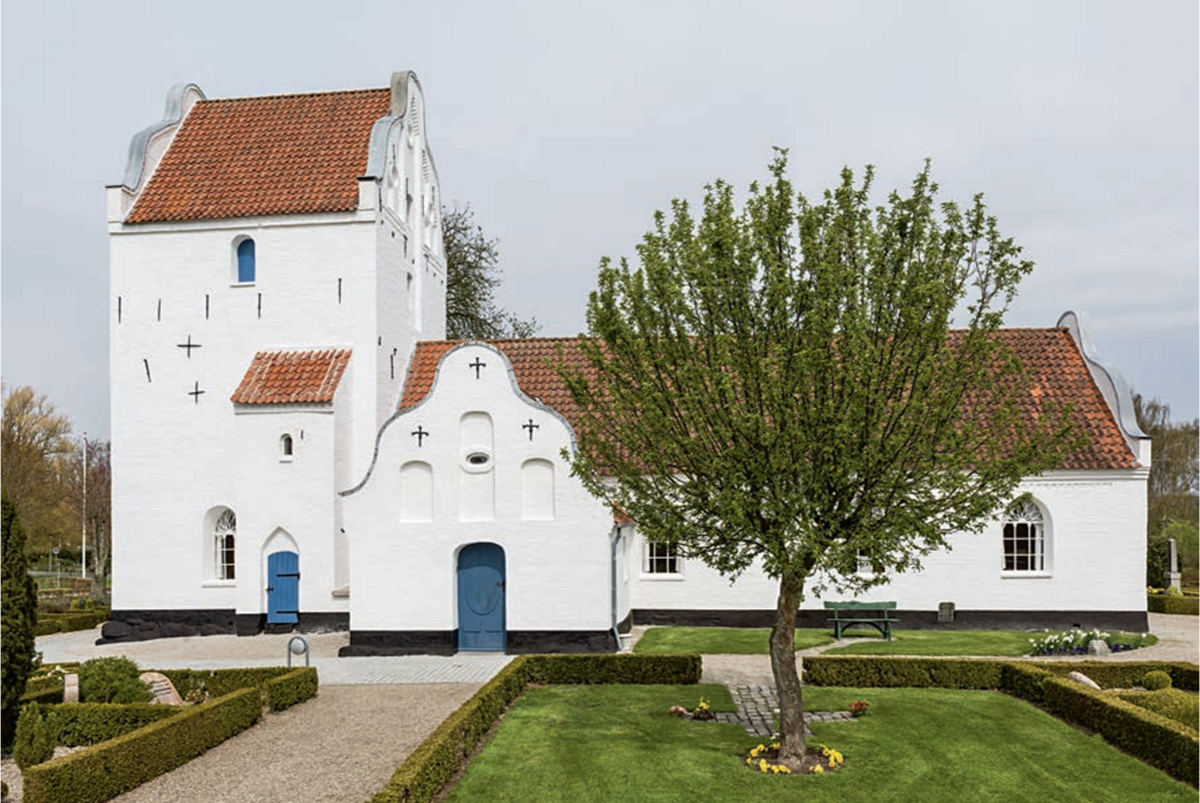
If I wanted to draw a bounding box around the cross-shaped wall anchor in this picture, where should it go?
[522,418,540,441]
[411,425,429,447]
[469,357,487,379]
[177,334,202,358]
[188,381,206,404]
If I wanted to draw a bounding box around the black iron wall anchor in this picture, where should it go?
[412,425,429,447]
[522,418,540,441]
[469,357,486,379]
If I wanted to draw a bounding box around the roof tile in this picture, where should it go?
[232,348,352,405]
[127,89,389,223]
[398,330,1136,471]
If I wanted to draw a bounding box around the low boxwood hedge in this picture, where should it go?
[1111,689,1200,731]
[1148,594,1200,615]
[21,676,65,706]
[22,702,183,747]
[803,655,1199,786]
[33,612,109,637]
[370,652,703,803]
[263,667,319,711]
[21,687,262,803]
[159,666,314,700]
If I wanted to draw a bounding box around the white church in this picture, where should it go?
[106,72,1151,654]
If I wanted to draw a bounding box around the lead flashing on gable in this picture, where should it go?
[1057,310,1149,463]
[121,83,206,192]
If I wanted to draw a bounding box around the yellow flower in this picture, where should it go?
[812,765,825,774]
[759,759,769,772]
[746,757,753,765]
[780,766,792,775]
[770,742,780,750]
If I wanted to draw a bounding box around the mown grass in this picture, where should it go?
[447,684,1195,803]
[633,627,834,655]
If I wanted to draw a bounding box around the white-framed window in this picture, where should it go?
[214,509,236,581]
[644,541,681,575]
[1002,499,1046,572]
[232,236,256,284]
[280,433,294,461]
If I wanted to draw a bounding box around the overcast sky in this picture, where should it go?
[3,1,1197,441]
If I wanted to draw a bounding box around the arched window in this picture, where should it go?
[215,509,236,580]
[1002,499,1045,572]
[280,434,294,460]
[236,238,256,283]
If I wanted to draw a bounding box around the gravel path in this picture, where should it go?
[111,683,478,803]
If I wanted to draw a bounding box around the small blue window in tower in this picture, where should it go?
[237,239,256,283]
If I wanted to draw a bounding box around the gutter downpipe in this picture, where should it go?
[610,524,622,652]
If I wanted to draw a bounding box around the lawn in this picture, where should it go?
[634,627,1158,657]
[447,684,1195,802]
[633,627,834,654]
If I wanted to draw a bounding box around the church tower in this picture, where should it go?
[106,72,443,638]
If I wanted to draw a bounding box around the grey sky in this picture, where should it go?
[3,1,1197,440]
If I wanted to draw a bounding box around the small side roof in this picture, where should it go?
[231,349,352,405]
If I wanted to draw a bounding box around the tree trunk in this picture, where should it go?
[769,570,806,768]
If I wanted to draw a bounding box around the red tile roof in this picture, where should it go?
[398,330,1137,471]
[231,349,352,405]
[126,88,389,223]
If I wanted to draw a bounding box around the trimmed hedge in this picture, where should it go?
[22,687,262,803]
[159,666,313,700]
[371,652,704,803]
[1111,689,1199,731]
[33,612,109,637]
[523,653,702,685]
[20,676,65,706]
[1043,675,1198,784]
[1148,594,1200,615]
[262,667,319,711]
[22,702,182,747]
[803,655,1200,786]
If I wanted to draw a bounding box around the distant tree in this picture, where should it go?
[443,204,539,339]
[1,383,76,556]
[562,154,1080,771]
[2,491,39,745]
[65,439,112,593]
[1134,394,1199,585]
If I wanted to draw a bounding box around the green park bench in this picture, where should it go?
[824,600,898,641]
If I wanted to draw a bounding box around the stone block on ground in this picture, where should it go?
[63,673,79,703]
[1066,671,1101,690]
[139,671,184,705]
[1086,639,1111,656]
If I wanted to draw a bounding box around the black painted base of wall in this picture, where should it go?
[632,608,1151,633]
[616,612,633,635]
[338,629,619,656]
[100,609,349,644]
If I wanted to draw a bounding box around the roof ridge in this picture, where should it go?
[200,87,389,104]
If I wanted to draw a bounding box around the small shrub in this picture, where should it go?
[1147,594,1200,616]
[1166,586,1183,597]
[1111,689,1199,732]
[14,704,55,769]
[79,657,152,704]
[1143,670,1173,691]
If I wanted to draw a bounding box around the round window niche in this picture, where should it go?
[462,450,494,473]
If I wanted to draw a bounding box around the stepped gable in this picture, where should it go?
[398,330,1137,471]
[231,348,352,405]
[126,88,390,223]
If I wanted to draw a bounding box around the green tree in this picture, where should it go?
[562,154,1079,770]
[2,491,40,745]
[1,383,76,557]
[1133,395,1199,585]
[443,204,539,339]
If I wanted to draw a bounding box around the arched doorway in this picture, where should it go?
[457,543,506,651]
[267,551,300,625]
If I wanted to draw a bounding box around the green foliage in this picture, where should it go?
[14,703,55,769]
[522,653,702,685]
[29,702,180,746]
[33,611,109,637]
[633,627,833,655]
[1111,689,1199,731]
[78,657,152,704]
[21,687,262,803]
[1,490,40,745]
[442,204,539,339]
[1149,592,1200,615]
[261,667,319,711]
[803,656,1005,689]
[158,666,302,699]
[1041,676,1198,785]
[1143,670,1173,691]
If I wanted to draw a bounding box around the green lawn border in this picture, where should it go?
[18,665,319,803]
[804,656,1199,785]
[369,653,701,803]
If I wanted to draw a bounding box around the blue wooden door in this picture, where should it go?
[267,551,299,624]
[457,543,506,651]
